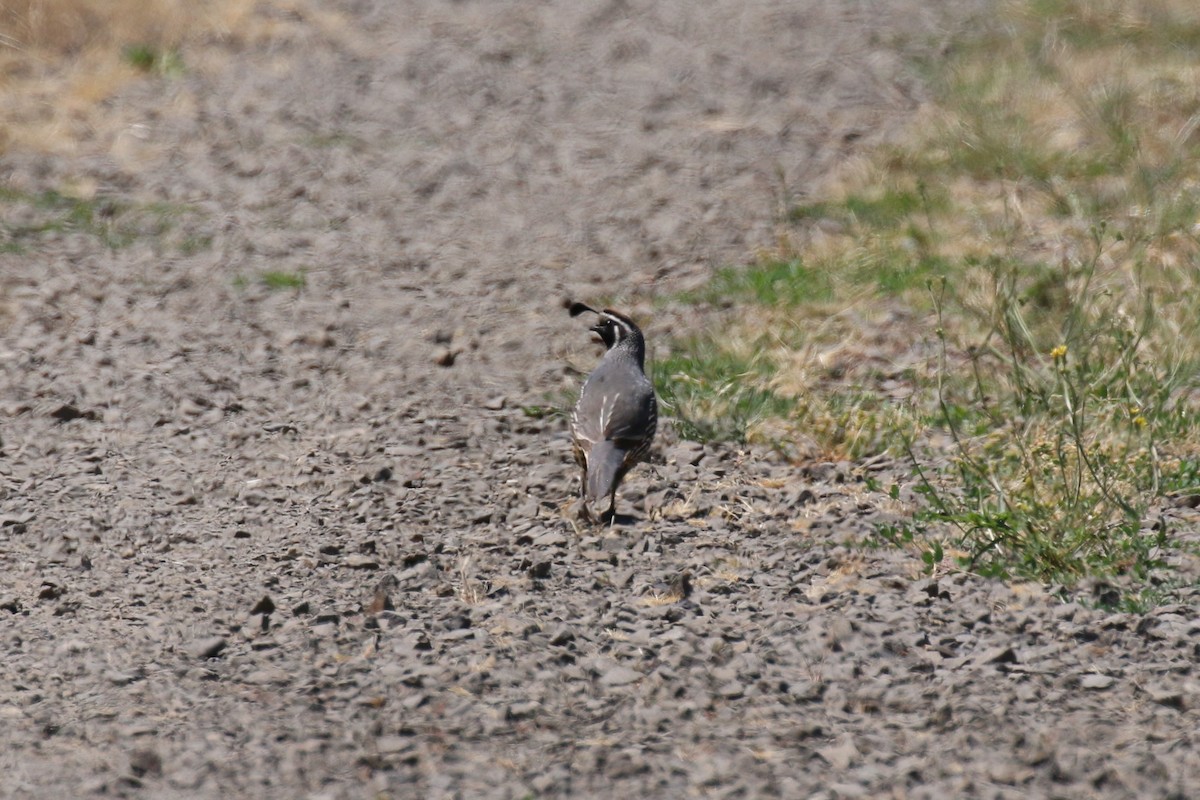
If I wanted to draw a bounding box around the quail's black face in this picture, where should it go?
[590,319,621,349]
[569,301,641,355]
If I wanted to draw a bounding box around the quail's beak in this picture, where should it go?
[589,323,606,337]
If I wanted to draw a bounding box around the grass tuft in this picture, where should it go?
[122,43,185,76]
[260,270,307,290]
[653,340,793,443]
[703,258,834,307]
[234,270,308,291]
[0,186,192,250]
[0,0,345,155]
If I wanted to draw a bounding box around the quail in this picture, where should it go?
[568,302,658,523]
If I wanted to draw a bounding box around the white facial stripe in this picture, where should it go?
[602,315,632,342]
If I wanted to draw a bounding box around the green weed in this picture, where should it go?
[702,258,833,307]
[652,342,793,443]
[233,271,308,291]
[260,270,307,290]
[122,44,184,76]
[792,185,947,230]
[0,187,186,250]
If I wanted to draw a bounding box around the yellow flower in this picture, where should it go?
[1050,344,1068,359]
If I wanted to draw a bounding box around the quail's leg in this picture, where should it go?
[568,456,595,523]
[574,483,594,524]
[600,493,617,526]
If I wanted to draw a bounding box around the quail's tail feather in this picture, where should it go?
[585,441,626,503]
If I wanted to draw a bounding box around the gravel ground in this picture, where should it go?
[2,0,1198,798]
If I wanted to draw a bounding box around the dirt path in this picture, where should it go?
[2,1,1197,797]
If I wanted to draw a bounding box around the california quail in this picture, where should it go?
[568,302,658,523]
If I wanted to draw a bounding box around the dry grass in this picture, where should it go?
[0,0,356,156]
[0,0,236,153]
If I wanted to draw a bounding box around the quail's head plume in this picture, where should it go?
[568,302,658,524]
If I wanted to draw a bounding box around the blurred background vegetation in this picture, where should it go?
[652,0,1200,604]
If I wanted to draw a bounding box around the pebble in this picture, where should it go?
[187,637,227,659]
[345,554,380,569]
[1144,685,1186,710]
[599,667,644,687]
[1080,674,1115,690]
[128,748,163,778]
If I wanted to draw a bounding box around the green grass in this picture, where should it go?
[260,270,307,290]
[791,184,948,229]
[652,342,794,443]
[1024,0,1200,53]
[658,0,1200,605]
[122,44,185,77]
[699,258,834,307]
[233,270,308,291]
[0,187,190,250]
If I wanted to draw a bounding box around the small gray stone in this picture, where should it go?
[600,666,643,687]
[245,669,290,685]
[105,669,142,686]
[506,701,539,720]
[717,681,745,699]
[1145,685,1186,710]
[817,737,859,770]
[975,645,1018,666]
[187,636,227,659]
[129,748,163,778]
[167,769,202,791]
[376,736,414,755]
[1080,674,1115,690]
[665,442,704,466]
[533,530,567,547]
[549,626,575,646]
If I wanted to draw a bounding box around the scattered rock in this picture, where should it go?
[549,626,575,646]
[975,645,1019,666]
[1144,685,1186,710]
[817,737,860,771]
[187,636,227,660]
[50,404,98,423]
[128,749,163,778]
[599,667,643,688]
[1080,674,1115,690]
[105,669,143,686]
